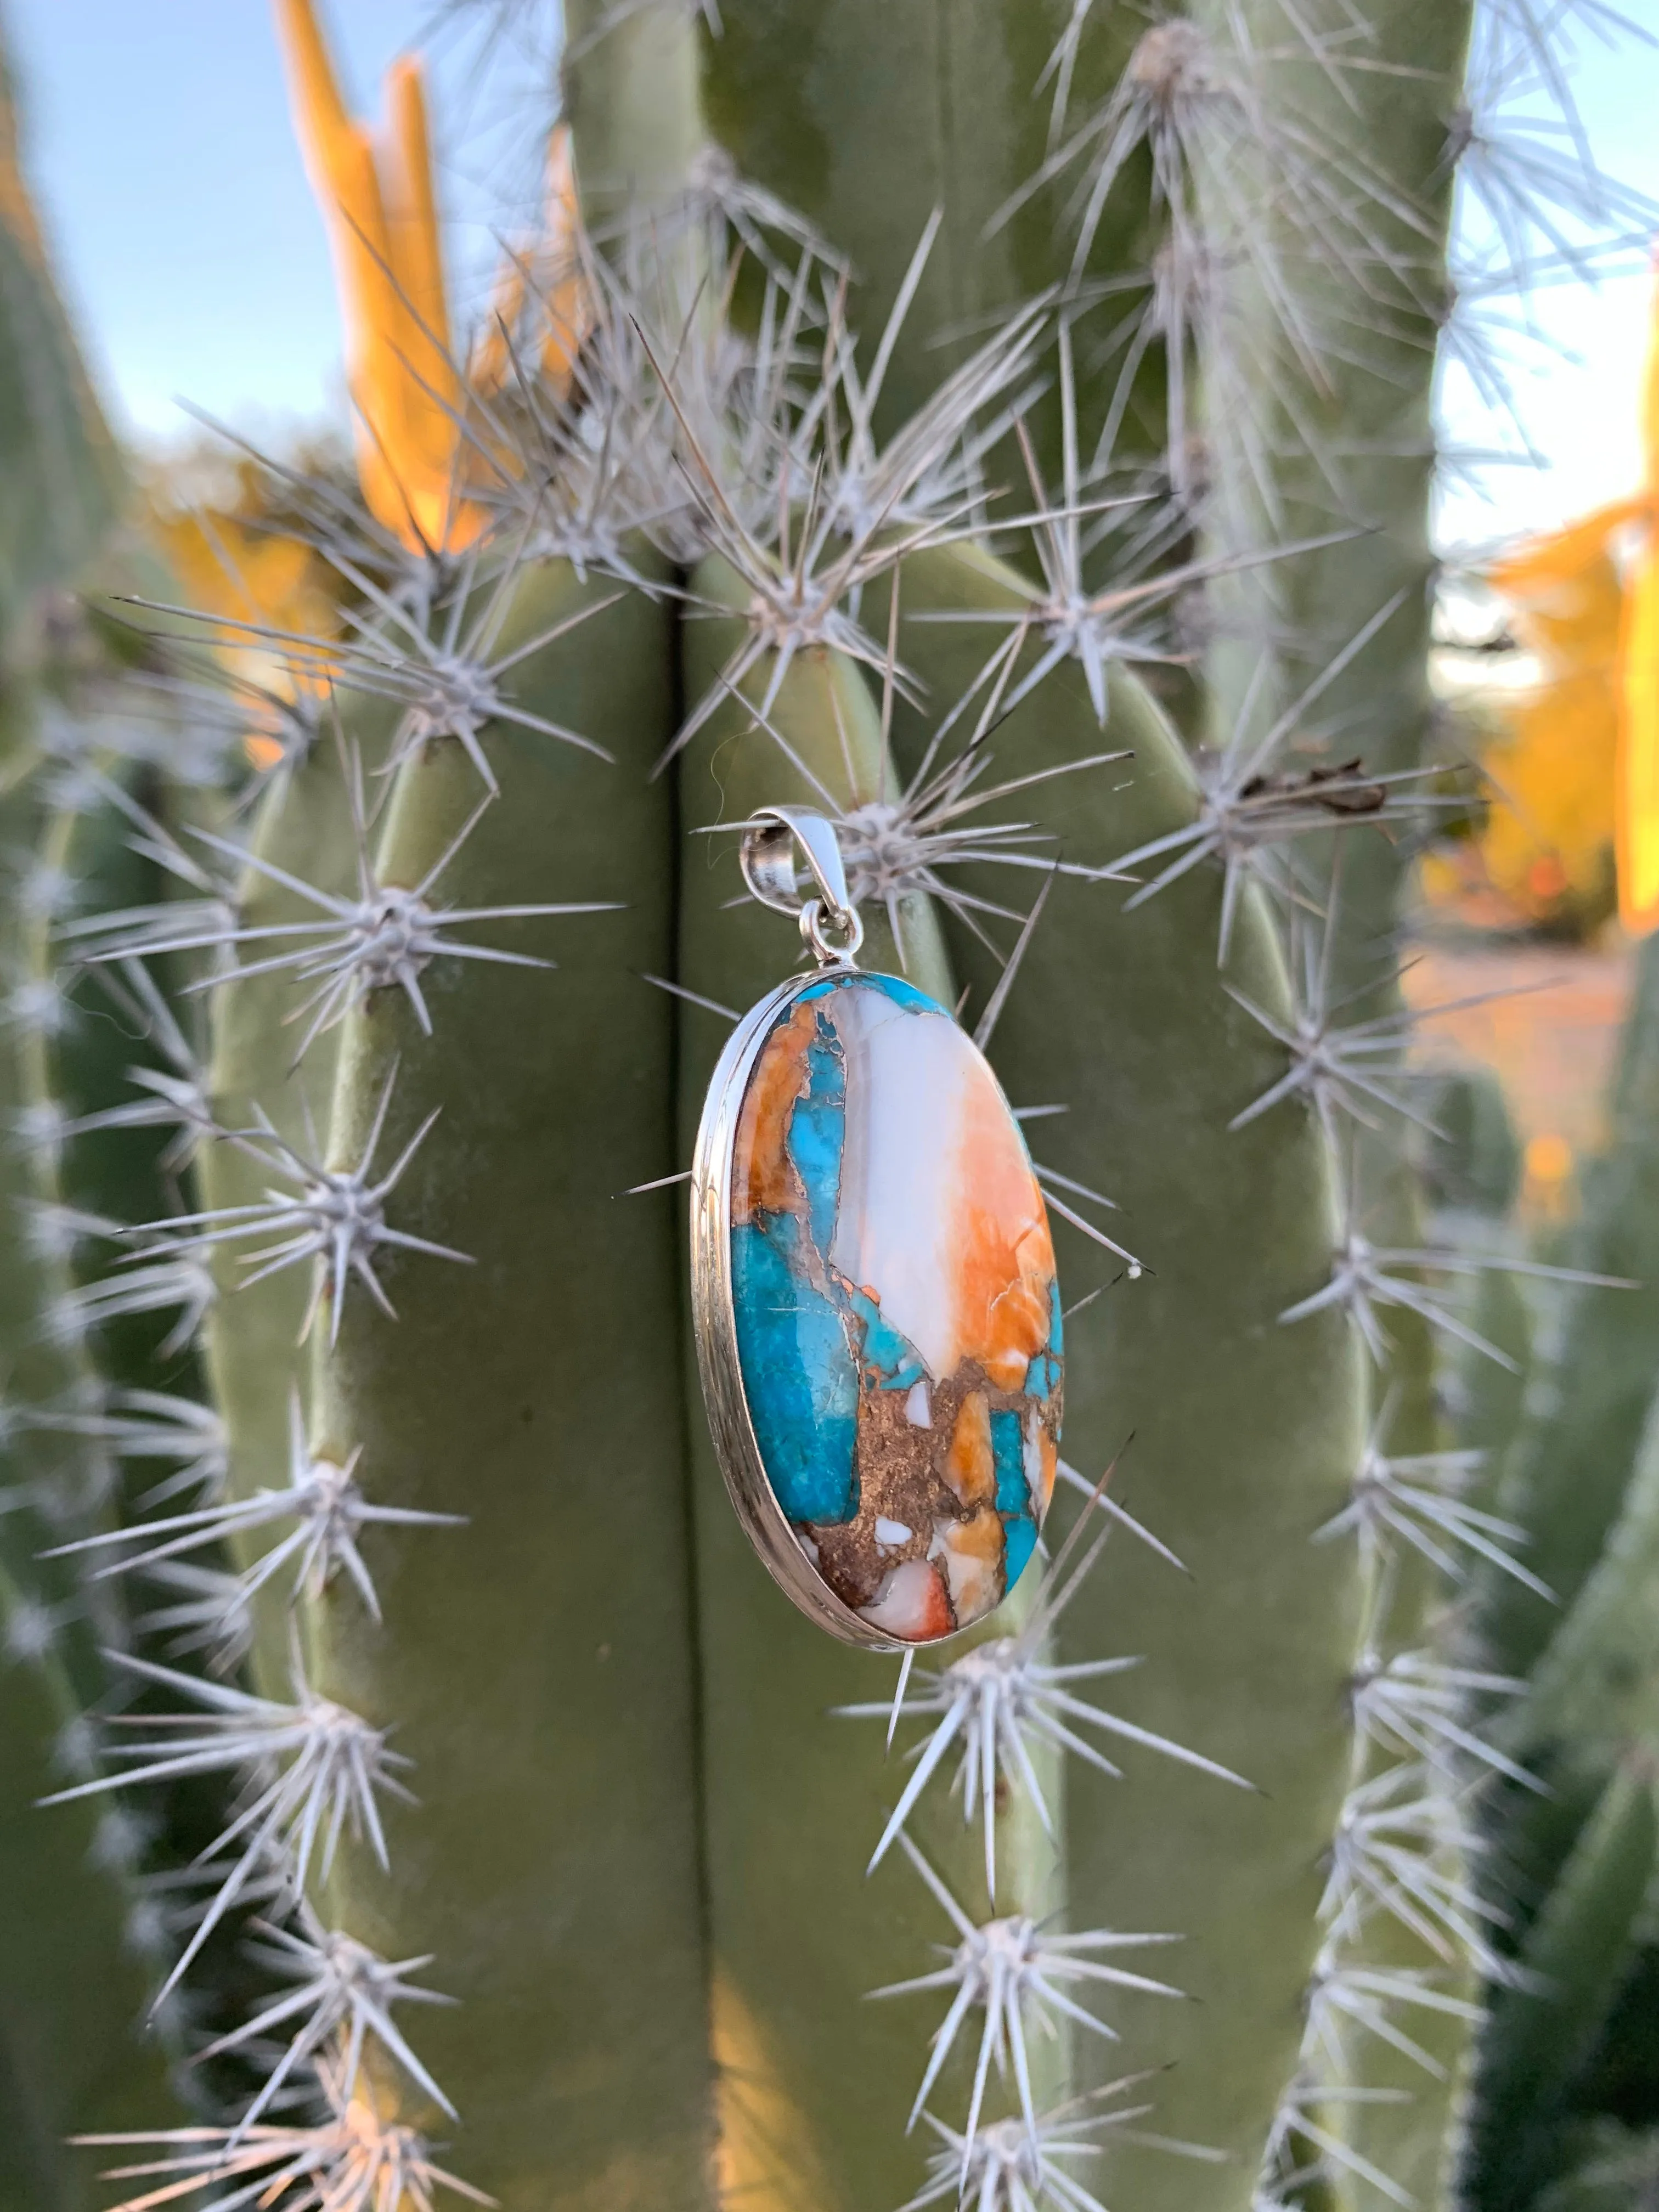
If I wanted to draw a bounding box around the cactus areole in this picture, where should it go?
[690,809,1060,1647]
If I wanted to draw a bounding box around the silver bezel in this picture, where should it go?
[690,963,917,1651]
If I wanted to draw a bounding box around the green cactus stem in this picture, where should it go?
[295,564,714,2209]
[1470,1762,1657,2212]
[1486,936,1659,1683]
[674,560,1064,2212]
[0,31,127,646]
[878,536,1367,2208]
[1420,1067,1532,1514]
[7,0,1650,2203]
[0,1564,174,2212]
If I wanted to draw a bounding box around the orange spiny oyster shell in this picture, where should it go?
[729,972,1062,1643]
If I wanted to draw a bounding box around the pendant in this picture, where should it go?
[691,808,1064,1649]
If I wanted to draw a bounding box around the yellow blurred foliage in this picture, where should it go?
[1614,251,1659,934]
[1464,266,1658,938]
[142,447,347,766]
[139,5,593,773]
[146,459,340,647]
[1617,502,1659,932]
[1462,501,1640,927]
[471,126,589,400]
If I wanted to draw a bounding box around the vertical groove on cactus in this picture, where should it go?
[676,566,1068,2212]
[881,538,1367,2208]
[1172,3,1498,2202]
[303,565,715,2205]
[199,731,380,1509]
[0,781,117,1712]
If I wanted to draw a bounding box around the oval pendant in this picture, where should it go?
[692,961,1063,1650]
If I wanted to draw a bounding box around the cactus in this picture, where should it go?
[2,3,1655,2211]
[0,24,125,646]
[1443,268,1659,2212]
[0,1561,176,2212]
[1446,944,1659,2212]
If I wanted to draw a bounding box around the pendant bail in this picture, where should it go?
[739,806,864,967]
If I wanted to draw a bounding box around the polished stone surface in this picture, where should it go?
[730,970,1062,1641]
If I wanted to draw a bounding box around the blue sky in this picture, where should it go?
[8,0,554,448]
[8,2,1657,551]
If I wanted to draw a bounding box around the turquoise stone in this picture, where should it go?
[729,971,1062,1642]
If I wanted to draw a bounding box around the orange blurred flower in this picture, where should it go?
[274,0,482,552]
[1477,263,1658,937]
[143,444,346,769]
[273,0,589,557]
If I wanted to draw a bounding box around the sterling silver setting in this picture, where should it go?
[689,808,898,1648]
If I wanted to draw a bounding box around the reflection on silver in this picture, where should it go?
[700,810,892,1641]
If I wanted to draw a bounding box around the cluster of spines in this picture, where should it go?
[971,1,1650,2206]
[6,145,1230,2212]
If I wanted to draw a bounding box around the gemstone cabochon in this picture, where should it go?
[729,970,1062,1643]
